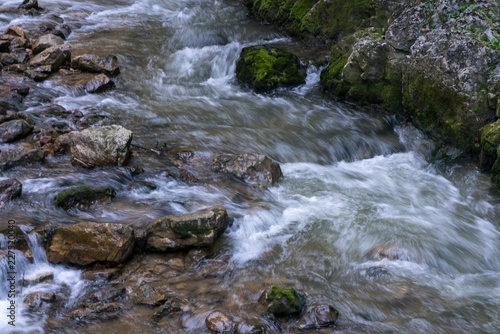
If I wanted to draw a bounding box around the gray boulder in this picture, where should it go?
[146,206,229,251]
[69,125,132,168]
[0,119,33,143]
[1,149,44,171]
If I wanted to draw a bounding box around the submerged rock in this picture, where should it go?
[0,119,33,143]
[22,272,54,286]
[1,149,44,171]
[296,304,339,330]
[69,125,133,167]
[146,206,229,251]
[205,311,236,333]
[45,221,135,266]
[23,292,56,309]
[213,153,282,187]
[71,54,120,76]
[0,178,22,204]
[152,297,189,321]
[32,34,64,54]
[54,185,116,210]
[259,286,306,315]
[236,45,306,92]
[72,302,121,320]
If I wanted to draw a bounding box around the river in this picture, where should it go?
[1,0,500,333]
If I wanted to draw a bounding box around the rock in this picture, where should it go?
[236,323,267,334]
[83,73,115,93]
[0,117,32,144]
[54,185,116,210]
[69,125,133,167]
[0,40,10,52]
[320,28,405,110]
[0,52,29,65]
[258,286,306,315]
[146,206,229,251]
[24,69,50,82]
[71,54,120,77]
[126,281,169,306]
[52,24,71,40]
[19,0,40,10]
[45,222,135,266]
[5,26,25,39]
[296,305,339,330]
[28,45,71,71]
[23,292,56,309]
[367,245,408,261]
[213,153,282,187]
[54,133,71,153]
[480,120,500,186]
[4,64,27,73]
[81,268,121,281]
[205,311,236,333]
[167,258,185,272]
[22,272,54,286]
[125,166,144,176]
[152,297,189,321]
[236,45,306,92]
[1,149,44,171]
[8,36,30,51]
[0,178,22,204]
[72,302,121,320]
[32,34,64,54]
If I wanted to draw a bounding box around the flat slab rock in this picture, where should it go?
[42,221,135,266]
[146,205,229,251]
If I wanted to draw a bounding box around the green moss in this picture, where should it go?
[236,45,306,92]
[491,146,500,186]
[54,185,115,210]
[480,119,500,171]
[171,223,212,239]
[266,286,305,315]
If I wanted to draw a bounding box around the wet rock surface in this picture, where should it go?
[54,185,116,210]
[69,125,133,167]
[0,119,33,143]
[146,205,229,251]
[259,286,306,315]
[206,311,236,333]
[43,221,135,266]
[71,54,120,77]
[0,178,22,203]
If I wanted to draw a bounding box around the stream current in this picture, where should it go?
[1,0,500,333]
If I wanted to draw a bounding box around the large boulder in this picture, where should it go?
[236,45,306,92]
[213,153,282,187]
[0,119,33,143]
[28,45,71,72]
[259,286,306,315]
[146,206,229,251]
[54,185,116,210]
[71,54,120,76]
[32,34,64,54]
[44,222,135,266]
[69,125,133,167]
[0,178,22,204]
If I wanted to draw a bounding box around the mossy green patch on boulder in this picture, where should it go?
[54,185,116,210]
[480,119,500,172]
[236,45,306,92]
[259,286,306,315]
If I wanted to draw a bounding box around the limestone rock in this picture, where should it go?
[69,125,133,167]
[45,222,135,266]
[71,54,120,76]
[213,153,282,187]
[205,311,236,333]
[146,206,229,251]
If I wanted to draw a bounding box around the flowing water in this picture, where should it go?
[1,0,500,333]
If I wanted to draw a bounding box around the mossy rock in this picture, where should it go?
[54,185,116,210]
[259,286,306,315]
[480,119,500,172]
[236,45,306,92]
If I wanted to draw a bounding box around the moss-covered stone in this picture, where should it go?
[54,185,115,210]
[480,119,500,172]
[236,45,306,92]
[171,223,212,240]
[260,286,306,315]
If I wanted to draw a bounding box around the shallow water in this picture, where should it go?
[1,0,500,333]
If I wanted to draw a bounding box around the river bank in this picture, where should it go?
[1,0,500,333]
